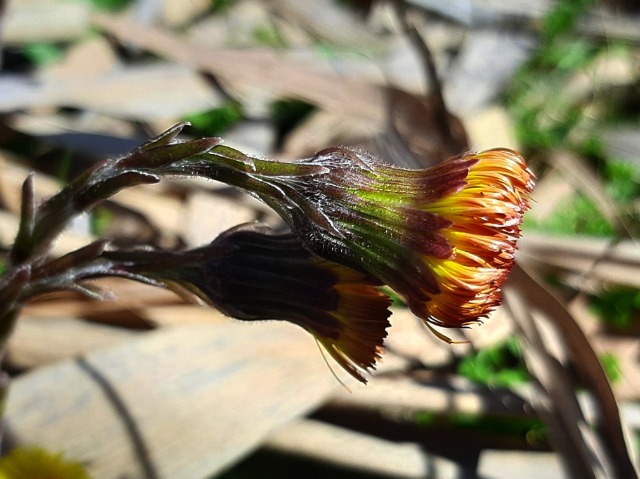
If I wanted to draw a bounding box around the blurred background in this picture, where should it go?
[0,0,639,478]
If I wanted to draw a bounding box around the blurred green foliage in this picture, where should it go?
[414,411,548,447]
[252,25,287,48]
[599,352,622,383]
[270,99,316,145]
[84,0,133,12]
[457,337,529,387]
[210,0,237,13]
[590,288,640,331]
[507,0,640,272]
[56,151,74,185]
[606,160,640,203]
[21,43,63,67]
[522,156,640,237]
[450,413,548,446]
[183,103,244,137]
[91,207,115,237]
[505,0,601,152]
[523,194,614,236]
[539,0,594,41]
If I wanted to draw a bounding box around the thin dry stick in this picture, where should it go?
[394,1,462,154]
[506,264,638,479]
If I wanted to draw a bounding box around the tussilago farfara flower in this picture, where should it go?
[0,447,91,479]
[188,146,534,332]
[105,225,391,383]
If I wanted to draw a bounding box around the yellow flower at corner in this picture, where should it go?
[0,447,91,479]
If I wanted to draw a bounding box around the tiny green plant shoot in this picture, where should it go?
[0,123,534,383]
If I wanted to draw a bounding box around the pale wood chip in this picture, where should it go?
[271,0,385,51]
[6,316,139,370]
[162,0,211,27]
[110,184,185,236]
[464,106,519,151]
[183,191,258,247]
[43,37,118,80]
[0,64,224,121]
[477,450,565,479]
[139,304,228,328]
[526,169,576,223]
[383,308,456,368]
[3,0,91,45]
[22,279,182,318]
[93,14,385,125]
[519,233,640,289]
[5,322,338,479]
[265,419,460,479]
[0,210,94,257]
[329,375,534,419]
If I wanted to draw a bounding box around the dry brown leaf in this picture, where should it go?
[328,375,534,419]
[6,316,139,370]
[93,14,385,125]
[264,418,458,478]
[519,233,640,289]
[5,322,339,479]
[270,0,384,50]
[182,191,257,247]
[3,1,91,45]
[0,64,223,120]
[22,279,182,320]
[505,264,637,479]
[377,86,468,167]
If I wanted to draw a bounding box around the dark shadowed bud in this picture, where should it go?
[106,225,392,383]
[194,147,534,332]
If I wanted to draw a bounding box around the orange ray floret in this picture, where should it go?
[416,149,535,328]
[285,146,535,330]
[313,261,391,382]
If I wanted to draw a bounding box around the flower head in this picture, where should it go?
[410,149,535,328]
[310,147,534,329]
[0,447,91,479]
[206,147,534,331]
[106,225,391,383]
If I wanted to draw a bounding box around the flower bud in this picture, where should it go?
[221,148,534,331]
[108,225,392,383]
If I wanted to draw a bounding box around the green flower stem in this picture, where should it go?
[167,148,342,239]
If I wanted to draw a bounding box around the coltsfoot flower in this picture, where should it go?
[0,447,91,479]
[105,225,391,382]
[192,146,534,332]
[289,147,534,330]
